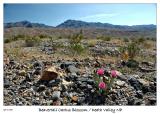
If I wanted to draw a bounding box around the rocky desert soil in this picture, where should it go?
[3,38,156,106]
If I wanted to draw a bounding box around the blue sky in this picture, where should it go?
[4,4,156,26]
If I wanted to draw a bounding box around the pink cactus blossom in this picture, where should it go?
[97,68,104,76]
[99,82,106,89]
[111,70,117,78]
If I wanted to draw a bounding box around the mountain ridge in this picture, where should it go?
[4,20,156,31]
[4,20,53,28]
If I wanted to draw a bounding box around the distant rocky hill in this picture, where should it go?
[4,20,156,39]
[4,20,156,31]
[4,21,53,28]
[56,19,156,31]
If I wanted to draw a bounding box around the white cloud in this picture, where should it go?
[79,13,119,20]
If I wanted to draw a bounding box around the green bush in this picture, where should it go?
[103,36,111,41]
[123,38,129,42]
[58,36,62,39]
[119,46,127,54]
[138,37,145,43]
[70,44,85,55]
[4,39,11,43]
[13,34,26,41]
[69,29,83,45]
[4,34,26,43]
[127,42,140,60]
[25,36,41,47]
[39,34,48,39]
[97,36,111,41]
[68,29,85,55]
[119,42,140,60]
[150,37,156,41]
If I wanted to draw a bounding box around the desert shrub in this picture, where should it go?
[49,36,57,51]
[68,29,86,55]
[69,30,83,45]
[4,39,12,43]
[5,47,26,60]
[143,41,152,49]
[103,36,111,41]
[138,37,145,43]
[4,34,26,43]
[58,36,62,39]
[150,37,156,41]
[119,46,127,54]
[39,34,47,39]
[96,36,102,40]
[70,44,85,55]
[88,40,97,47]
[25,36,41,47]
[97,36,111,41]
[13,34,26,41]
[123,38,129,42]
[127,42,140,60]
[119,42,140,60]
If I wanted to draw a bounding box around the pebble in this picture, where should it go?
[37,85,46,92]
[72,96,78,102]
[4,79,11,88]
[52,91,61,101]
[19,70,26,76]
[116,80,125,87]
[3,57,156,106]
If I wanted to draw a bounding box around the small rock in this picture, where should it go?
[61,84,67,92]
[48,78,60,86]
[46,100,52,105]
[62,79,72,86]
[65,76,71,82]
[142,85,152,94]
[87,79,95,85]
[40,66,58,81]
[60,62,73,69]
[116,98,128,105]
[127,96,135,105]
[134,99,143,105]
[139,66,156,72]
[116,80,125,87]
[52,91,61,101]
[4,79,10,88]
[72,96,78,102]
[3,90,8,96]
[87,84,93,90]
[19,70,26,76]
[37,85,46,92]
[78,77,88,82]
[4,56,10,65]
[95,95,105,105]
[52,100,61,106]
[136,90,143,99]
[9,59,16,65]
[77,97,85,105]
[126,59,139,68]
[141,61,154,67]
[128,77,141,90]
[67,65,79,74]
[79,83,87,89]
[138,79,149,86]
[63,91,69,97]
[33,67,42,75]
[117,75,128,81]
[52,86,59,91]
[33,61,43,68]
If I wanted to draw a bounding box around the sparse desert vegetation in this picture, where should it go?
[4,20,156,106]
